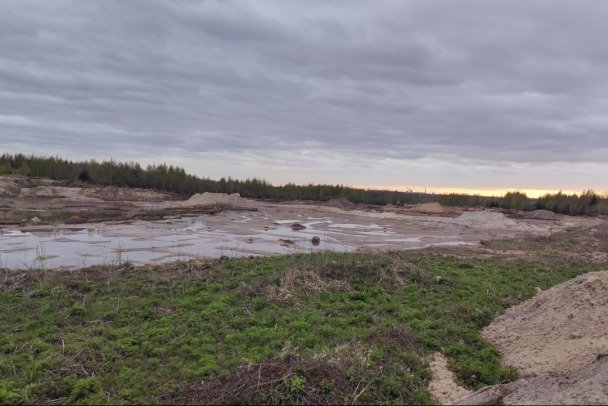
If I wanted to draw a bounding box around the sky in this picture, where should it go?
[1,0,607,197]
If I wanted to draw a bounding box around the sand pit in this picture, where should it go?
[482,271,608,377]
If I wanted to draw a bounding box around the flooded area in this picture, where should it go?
[0,205,509,269]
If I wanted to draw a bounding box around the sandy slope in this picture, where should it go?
[438,271,608,405]
[482,271,608,377]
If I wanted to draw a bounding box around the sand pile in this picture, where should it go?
[456,211,519,229]
[412,202,444,214]
[502,355,608,405]
[182,192,255,208]
[482,271,608,377]
[529,209,559,220]
[323,198,357,210]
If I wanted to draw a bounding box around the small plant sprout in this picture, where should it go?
[113,240,124,266]
[33,243,49,269]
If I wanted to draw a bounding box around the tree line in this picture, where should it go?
[0,153,605,215]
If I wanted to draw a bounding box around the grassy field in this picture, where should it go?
[0,251,600,404]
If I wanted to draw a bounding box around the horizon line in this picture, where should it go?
[350,185,586,199]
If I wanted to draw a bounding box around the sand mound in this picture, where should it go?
[482,271,608,377]
[323,198,356,210]
[182,192,255,208]
[457,211,519,229]
[503,355,608,405]
[529,209,559,220]
[452,355,608,405]
[412,202,444,214]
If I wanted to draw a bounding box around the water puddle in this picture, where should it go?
[0,210,481,269]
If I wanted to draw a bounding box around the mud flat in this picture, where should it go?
[0,195,583,269]
[0,184,603,269]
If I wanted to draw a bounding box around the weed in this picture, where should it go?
[32,243,48,269]
[0,251,601,404]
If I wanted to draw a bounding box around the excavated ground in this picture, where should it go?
[0,178,589,269]
[1,176,607,404]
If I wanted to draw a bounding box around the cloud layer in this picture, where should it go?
[1,0,607,192]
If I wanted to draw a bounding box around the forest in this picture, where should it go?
[1,153,606,215]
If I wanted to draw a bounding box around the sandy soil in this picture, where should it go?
[181,192,256,208]
[482,271,608,377]
[502,355,608,405]
[441,271,608,405]
[0,175,175,202]
[2,184,605,269]
[429,352,472,404]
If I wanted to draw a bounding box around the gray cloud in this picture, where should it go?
[1,0,607,191]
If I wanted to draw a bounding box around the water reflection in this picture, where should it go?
[0,212,479,269]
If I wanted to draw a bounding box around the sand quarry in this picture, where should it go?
[3,181,592,270]
[1,177,607,404]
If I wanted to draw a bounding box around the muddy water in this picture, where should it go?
[0,208,486,269]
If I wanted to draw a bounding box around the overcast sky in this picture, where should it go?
[1,0,607,196]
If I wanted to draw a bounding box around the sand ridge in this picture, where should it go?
[181,192,257,208]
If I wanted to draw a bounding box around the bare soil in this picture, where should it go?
[482,271,608,377]
[429,352,472,404]
[444,272,608,405]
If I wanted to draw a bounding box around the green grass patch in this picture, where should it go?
[0,252,600,404]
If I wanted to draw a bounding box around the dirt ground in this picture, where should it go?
[1,176,607,404]
[482,271,608,377]
[4,176,588,269]
[429,353,472,404]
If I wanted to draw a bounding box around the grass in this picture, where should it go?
[484,222,608,263]
[0,251,601,404]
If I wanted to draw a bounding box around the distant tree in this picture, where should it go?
[502,191,530,211]
[79,169,90,183]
